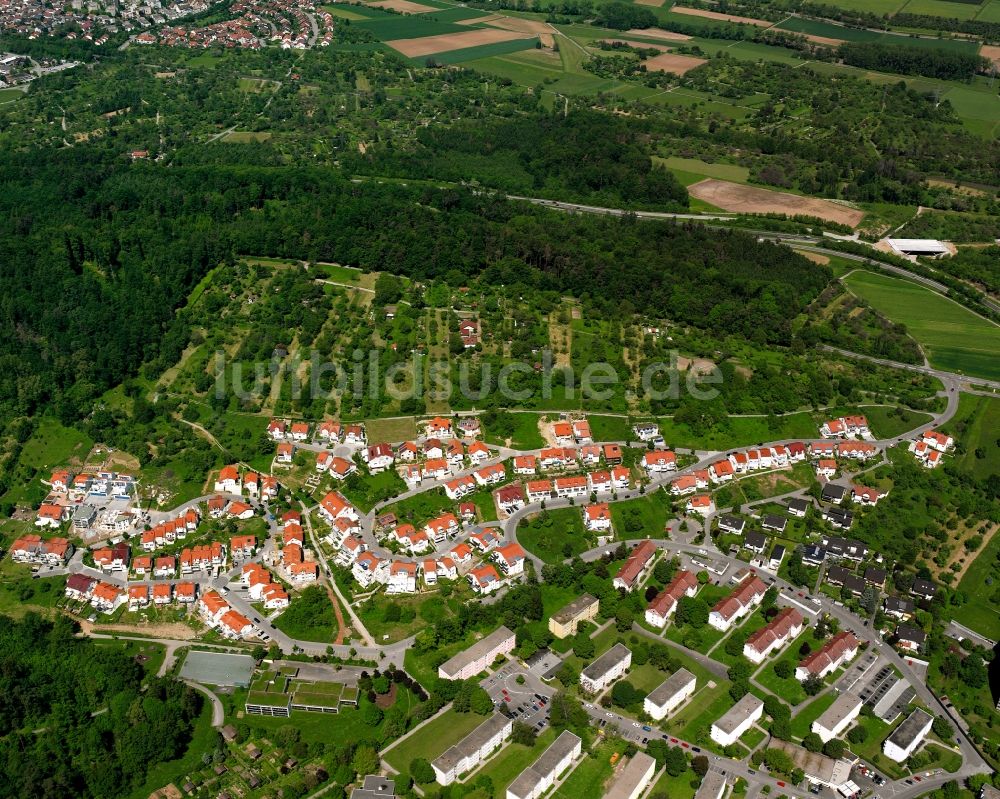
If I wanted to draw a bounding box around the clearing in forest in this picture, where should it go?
[386,28,532,57]
[641,52,707,74]
[687,179,865,227]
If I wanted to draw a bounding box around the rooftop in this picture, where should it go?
[582,643,632,682]
[646,668,696,709]
[552,594,598,625]
[438,626,514,679]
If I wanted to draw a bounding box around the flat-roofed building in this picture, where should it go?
[438,626,515,680]
[581,643,632,694]
[710,694,763,747]
[812,692,862,743]
[351,775,396,799]
[549,594,599,639]
[695,772,728,799]
[768,740,853,789]
[506,731,582,799]
[644,668,696,721]
[883,708,933,763]
[432,712,513,785]
[602,752,656,799]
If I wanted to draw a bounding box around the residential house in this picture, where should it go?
[644,668,696,721]
[580,643,632,694]
[708,574,766,632]
[743,607,803,664]
[644,570,698,628]
[711,694,764,747]
[468,564,504,594]
[549,594,599,639]
[387,561,418,594]
[796,632,859,681]
[493,542,527,577]
[583,503,612,532]
[613,540,656,592]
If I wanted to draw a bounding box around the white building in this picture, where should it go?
[883,709,933,763]
[710,694,763,747]
[812,692,862,744]
[432,712,513,785]
[580,643,631,694]
[601,752,655,799]
[438,626,516,680]
[506,731,582,799]
[643,668,696,721]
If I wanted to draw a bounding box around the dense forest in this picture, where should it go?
[836,41,987,81]
[0,146,828,427]
[344,111,690,209]
[0,614,203,798]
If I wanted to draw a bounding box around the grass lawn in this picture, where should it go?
[381,488,455,526]
[17,417,94,470]
[382,708,486,771]
[366,416,418,443]
[483,411,545,449]
[611,495,671,539]
[652,767,699,799]
[943,393,1000,480]
[356,591,443,644]
[124,700,217,799]
[950,514,1000,640]
[842,270,1000,381]
[339,468,408,513]
[921,743,963,773]
[849,711,899,777]
[588,415,633,442]
[551,739,621,799]
[517,507,591,564]
[754,628,826,706]
[656,413,817,451]
[669,682,734,749]
[626,662,671,693]
[471,727,558,791]
[790,692,839,739]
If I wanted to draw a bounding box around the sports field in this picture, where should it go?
[842,270,1000,380]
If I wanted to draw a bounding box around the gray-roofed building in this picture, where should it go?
[432,712,513,785]
[788,498,809,517]
[581,643,632,694]
[911,579,937,601]
[821,507,854,529]
[644,668,696,721]
[812,691,862,743]
[438,626,515,680]
[883,596,915,620]
[768,544,786,570]
[769,740,853,789]
[744,531,767,553]
[72,504,97,530]
[894,624,926,652]
[710,693,764,747]
[506,731,582,799]
[695,771,728,799]
[864,567,886,588]
[549,594,599,639]
[762,515,787,534]
[822,484,847,503]
[802,545,827,565]
[718,515,746,535]
[883,708,933,762]
[351,775,396,799]
[603,752,656,799]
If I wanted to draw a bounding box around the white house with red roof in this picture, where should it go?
[709,460,734,483]
[425,416,453,438]
[686,495,715,516]
[583,503,612,532]
[554,476,588,498]
[364,443,395,473]
[922,430,954,453]
[317,420,341,441]
[513,456,537,475]
[743,607,803,664]
[670,475,697,496]
[709,574,766,631]
[496,484,526,514]
[267,419,287,440]
[468,564,503,594]
[214,465,242,494]
[493,542,526,576]
[387,561,418,594]
[426,512,460,543]
[589,470,612,493]
[851,485,885,506]
[352,551,388,588]
[573,420,592,443]
[644,570,698,628]
[474,463,506,487]
[641,451,677,474]
[468,441,491,465]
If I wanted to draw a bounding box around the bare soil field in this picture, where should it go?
[481,16,555,47]
[625,27,692,41]
[635,0,667,5]
[671,6,771,26]
[688,179,865,227]
[794,250,831,265]
[367,0,436,13]
[641,52,707,74]
[802,33,844,46]
[981,44,1000,69]
[927,178,988,197]
[387,28,532,57]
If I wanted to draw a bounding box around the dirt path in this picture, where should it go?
[324,580,348,645]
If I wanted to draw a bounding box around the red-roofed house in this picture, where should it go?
[493,543,527,576]
[468,564,503,594]
[645,570,699,628]
[387,561,417,594]
[709,574,766,631]
[583,503,612,532]
[743,607,803,663]
[796,631,859,680]
[614,540,656,592]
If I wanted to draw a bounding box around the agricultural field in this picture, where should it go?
[942,393,1000,478]
[842,270,1000,380]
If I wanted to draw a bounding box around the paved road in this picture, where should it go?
[184,680,225,727]
[819,346,1000,392]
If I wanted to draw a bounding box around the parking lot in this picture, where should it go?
[482,662,552,732]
